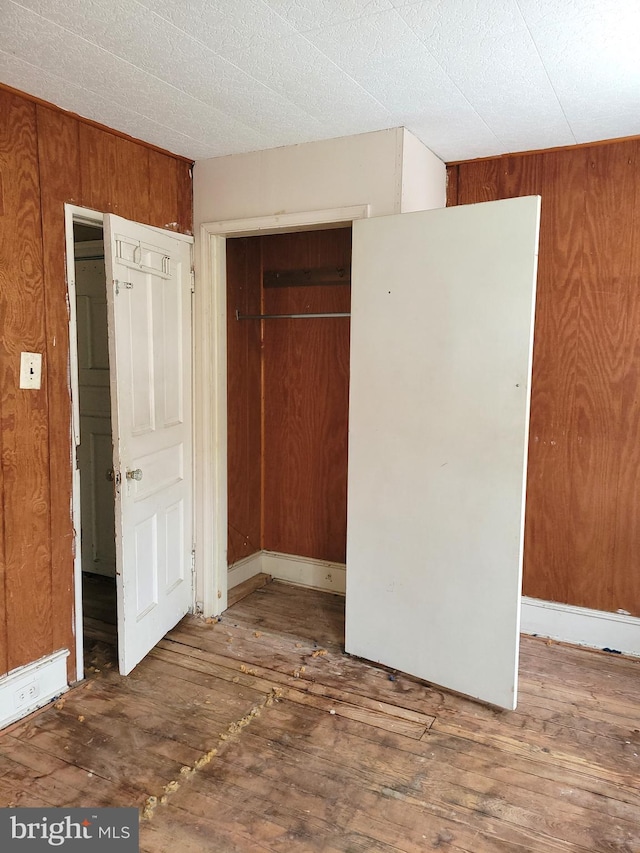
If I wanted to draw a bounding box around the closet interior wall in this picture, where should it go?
[226,227,352,568]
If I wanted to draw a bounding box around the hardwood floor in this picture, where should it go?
[1,580,639,852]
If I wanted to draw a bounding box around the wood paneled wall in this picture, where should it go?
[262,230,351,563]
[448,140,640,616]
[227,229,352,566]
[0,85,192,680]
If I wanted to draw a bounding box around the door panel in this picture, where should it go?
[345,196,540,710]
[104,216,193,676]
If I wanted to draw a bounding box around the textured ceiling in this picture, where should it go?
[1,0,639,163]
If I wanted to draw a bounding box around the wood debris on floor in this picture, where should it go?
[1,579,639,852]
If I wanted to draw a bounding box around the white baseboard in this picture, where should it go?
[261,551,346,594]
[521,596,640,657]
[228,550,346,594]
[228,552,264,588]
[227,557,639,657]
[0,649,70,731]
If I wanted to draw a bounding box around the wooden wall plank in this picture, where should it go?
[148,150,179,231]
[147,154,193,235]
[36,104,82,680]
[565,143,635,611]
[78,123,119,213]
[261,229,351,563]
[582,141,640,614]
[445,165,458,207]
[226,238,262,565]
[0,463,4,673]
[79,126,158,223]
[454,159,501,204]
[0,91,53,671]
[454,140,640,616]
[0,84,193,686]
[522,149,587,606]
[115,136,150,223]
[0,155,5,674]
[611,142,640,615]
[499,153,543,200]
[177,161,194,236]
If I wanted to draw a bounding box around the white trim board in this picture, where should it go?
[228,551,346,595]
[227,553,264,589]
[261,552,346,594]
[227,555,640,657]
[203,205,370,239]
[521,596,640,657]
[0,650,69,731]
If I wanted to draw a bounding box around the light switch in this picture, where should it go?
[19,352,42,389]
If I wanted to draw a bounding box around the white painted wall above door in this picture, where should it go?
[194,128,445,225]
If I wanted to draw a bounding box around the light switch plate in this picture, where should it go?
[19,352,42,389]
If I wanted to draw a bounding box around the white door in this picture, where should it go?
[75,242,116,578]
[104,215,193,676]
[345,196,540,710]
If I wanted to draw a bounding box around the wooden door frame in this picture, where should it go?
[196,205,370,618]
[64,205,194,682]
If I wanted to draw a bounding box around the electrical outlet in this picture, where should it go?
[1,649,68,729]
[14,681,39,708]
[19,352,42,389]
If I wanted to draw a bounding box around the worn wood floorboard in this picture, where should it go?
[0,579,638,852]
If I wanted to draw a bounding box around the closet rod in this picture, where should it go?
[235,309,350,321]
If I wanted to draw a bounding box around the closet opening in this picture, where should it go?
[226,226,352,633]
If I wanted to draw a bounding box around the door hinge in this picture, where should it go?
[114,279,133,295]
[191,548,196,576]
[190,268,195,294]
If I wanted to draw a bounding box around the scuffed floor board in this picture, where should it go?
[0,580,638,853]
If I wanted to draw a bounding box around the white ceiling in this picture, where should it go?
[1,0,639,163]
